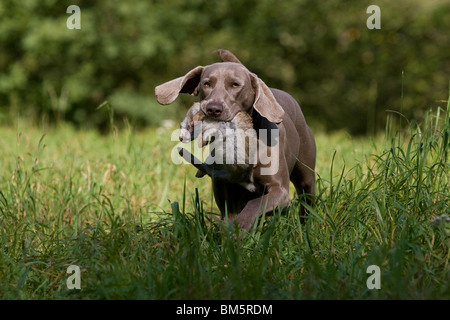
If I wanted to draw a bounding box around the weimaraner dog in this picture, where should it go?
[155,49,316,231]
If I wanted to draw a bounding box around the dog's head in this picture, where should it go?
[155,50,284,124]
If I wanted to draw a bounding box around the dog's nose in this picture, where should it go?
[205,102,223,117]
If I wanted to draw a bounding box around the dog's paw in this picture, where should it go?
[232,214,255,232]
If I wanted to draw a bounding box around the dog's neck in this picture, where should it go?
[251,108,277,146]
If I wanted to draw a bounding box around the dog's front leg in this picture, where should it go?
[233,186,289,231]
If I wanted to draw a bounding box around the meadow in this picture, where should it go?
[0,103,448,299]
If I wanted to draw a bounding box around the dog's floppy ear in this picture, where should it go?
[250,73,285,124]
[155,66,204,105]
[216,49,243,64]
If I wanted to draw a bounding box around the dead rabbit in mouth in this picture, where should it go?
[178,102,257,193]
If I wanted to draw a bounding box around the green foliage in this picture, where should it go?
[0,0,448,133]
[0,102,448,299]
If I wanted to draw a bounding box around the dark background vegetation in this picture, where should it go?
[0,0,448,134]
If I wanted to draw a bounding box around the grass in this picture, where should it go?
[0,101,449,299]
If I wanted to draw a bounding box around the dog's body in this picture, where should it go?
[156,50,316,231]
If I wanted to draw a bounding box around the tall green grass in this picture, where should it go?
[0,100,448,299]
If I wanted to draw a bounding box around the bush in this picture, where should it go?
[0,0,448,134]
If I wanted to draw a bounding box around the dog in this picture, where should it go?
[156,49,316,231]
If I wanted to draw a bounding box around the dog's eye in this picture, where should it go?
[203,81,211,88]
[232,82,240,88]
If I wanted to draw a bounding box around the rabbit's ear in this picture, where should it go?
[216,49,243,64]
[155,66,204,105]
